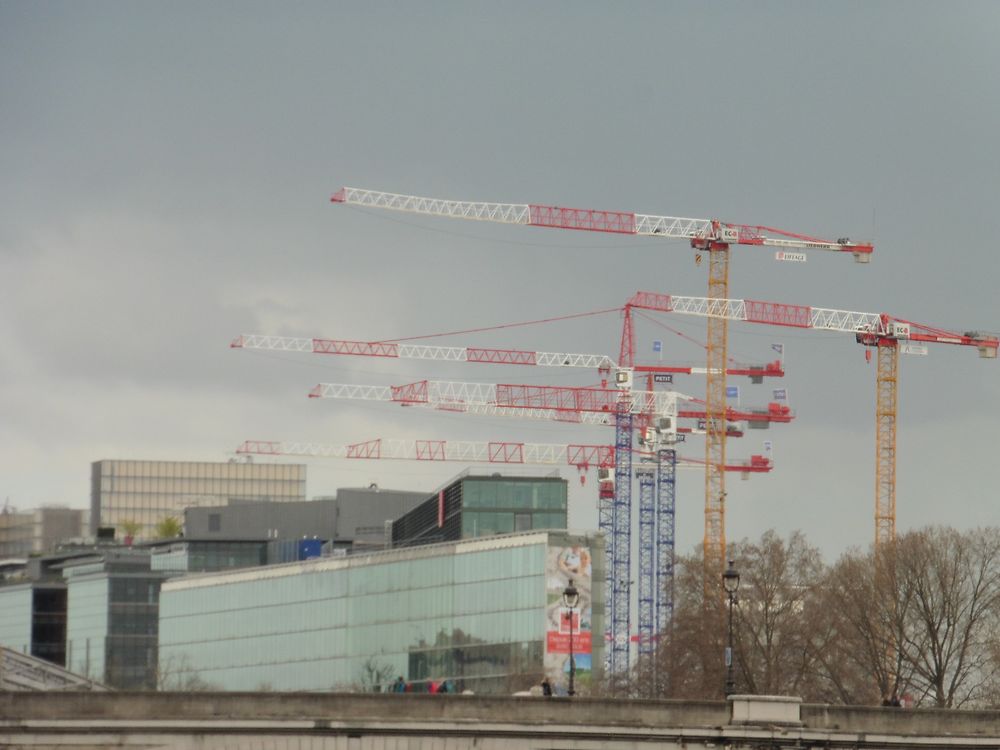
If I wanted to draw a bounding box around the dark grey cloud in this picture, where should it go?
[1,1,997,558]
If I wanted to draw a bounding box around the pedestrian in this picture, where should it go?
[393,676,406,693]
[541,677,553,697]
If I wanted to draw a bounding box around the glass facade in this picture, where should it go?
[65,576,109,683]
[159,530,603,695]
[31,587,67,665]
[392,474,568,548]
[91,460,306,541]
[0,585,33,653]
[0,584,68,666]
[65,559,167,689]
[461,477,567,536]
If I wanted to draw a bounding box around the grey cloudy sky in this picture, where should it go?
[2,2,998,560]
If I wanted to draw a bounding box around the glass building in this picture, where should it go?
[90,460,306,541]
[392,473,568,548]
[63,551,171,689]
[159,529,603,695]
[0,585,34,655]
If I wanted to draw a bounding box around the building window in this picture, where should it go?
[208,514,221,533]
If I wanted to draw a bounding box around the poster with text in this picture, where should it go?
[544,545,593,691]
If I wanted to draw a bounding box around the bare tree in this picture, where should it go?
[653,546,727,699]
[814,549,901,705]
[653,532,826,700]
[649,526,1000,707]
[355,655,396,692]
[895,527,1000,707]
[156,653,218,691]
[730,530,826,698]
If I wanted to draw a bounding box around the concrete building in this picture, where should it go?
[90,459,306,541]
[0,506,87,558]
[391,472,568,548]
[159,529,603,695]
[184,485,426,553]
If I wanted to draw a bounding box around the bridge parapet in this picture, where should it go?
[2,692,999,749]
[730,694,802,726]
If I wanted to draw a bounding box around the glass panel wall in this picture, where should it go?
[0,586,33,654]
[66,577,109,683]
[461,478,567,537]
[159,535,556,694]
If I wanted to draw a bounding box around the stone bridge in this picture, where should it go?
[2,691,999,749]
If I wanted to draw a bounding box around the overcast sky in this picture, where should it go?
[2,2,998,561]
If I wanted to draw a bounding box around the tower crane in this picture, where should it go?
[231,333,783,380]
[233,321,786,674]
[306,375,777,675]
[238,438,616,468]
[625,290,998,549]
[234,437,772,474]
[330,185,872,579]
[306,379,793,430]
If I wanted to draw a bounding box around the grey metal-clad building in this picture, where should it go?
[185,486,427,551]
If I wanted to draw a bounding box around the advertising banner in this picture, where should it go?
[544,545,593,692]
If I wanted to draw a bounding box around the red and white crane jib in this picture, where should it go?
[307,379,792,426]
[231,334,615,369]
[236,438,615,468]
[234,439,773,474]
[307,379,682,417]
[331,187,874,260]
[232,333,782,379]
[627,292,999,357]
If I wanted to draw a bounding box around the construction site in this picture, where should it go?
[3,4,999,722]
[227,183,997,695]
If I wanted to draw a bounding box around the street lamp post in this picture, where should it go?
[722,559,740,697]
[562,579,579,697]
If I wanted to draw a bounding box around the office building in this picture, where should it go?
[392,472,568,548]
[159,529,603,695]
[0,506,86,558]
[90,459,306,541]
[61,549,173,689]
